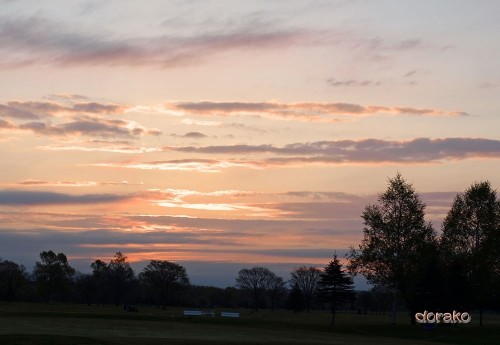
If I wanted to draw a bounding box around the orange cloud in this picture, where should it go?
[92,159,246,173]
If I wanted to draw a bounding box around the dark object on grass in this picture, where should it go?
[123,304,138,312]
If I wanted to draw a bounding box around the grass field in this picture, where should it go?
[0,303,499,345]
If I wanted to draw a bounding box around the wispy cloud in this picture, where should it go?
[327,78,381,87]
[0,100,128,119]
[17,116,161,138]
[0,96,162,140]
[180,118,221,126]
[0,190,133,206]
[94,137,500,172]
[170,131,208,139]
[45,94,90,101]
[0,14,451,69]
[143,189,281,216]
[0,104,41,120]
[0,119,16,129]
[167,137,500,160]
[93,159,245,173]
[39,144,162,154]
[0,16,313,68]
[9,179,141,187]
[167,101,467,122]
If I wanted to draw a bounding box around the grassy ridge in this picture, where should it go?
[0,303,498,345]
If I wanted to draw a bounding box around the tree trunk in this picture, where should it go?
[331,308,336,327]
[391,290,397,324]
[408,298,416,325]
[46,279,52,303]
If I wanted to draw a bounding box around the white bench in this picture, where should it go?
[221,312,240,318]
[183,310,203,317]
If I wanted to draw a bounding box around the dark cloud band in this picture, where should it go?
[0,190,131,205]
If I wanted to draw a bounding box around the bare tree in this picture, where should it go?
[289,266,321,312]
[236,266,275,310]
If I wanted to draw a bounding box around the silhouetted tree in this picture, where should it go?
[73,272,95,305]
[441,181,500,326]
[267,274,286,311]
[411,241,444,313]
[290,266,321,312]
[223,287,239,308]
[90,259,109,304]
[107,252,134,305]
[33,250,75,302]
[349,174,436,324]
[139,260,189,309]
[0,259,27,302]
[286,283,305,312]
[355,291,373,314]
[317,255,354,326]
[236,266,276,310]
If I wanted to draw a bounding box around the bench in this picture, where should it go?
[221,312,240,318]
[183,310,203,317]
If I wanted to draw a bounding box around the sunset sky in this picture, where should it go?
[1,0,500,287]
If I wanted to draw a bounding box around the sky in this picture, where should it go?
[1,0,500,288]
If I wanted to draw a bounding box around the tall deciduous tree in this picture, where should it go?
[441,181,500,326]
[317,255,354,327]
[139,260,190,309]
[236,266,275,310]
[289,266,321,312]
[349,174,436,324]
[33,250,75,302]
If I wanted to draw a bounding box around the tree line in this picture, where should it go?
[1,174,499,327]
[349,174,500,326]
[0,250,355,325]
[0,252,191,308]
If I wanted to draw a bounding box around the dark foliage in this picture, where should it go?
[317,255,354,326]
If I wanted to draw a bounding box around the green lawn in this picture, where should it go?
[0,303,498,345]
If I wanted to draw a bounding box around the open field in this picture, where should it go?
[0,303,499,345]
